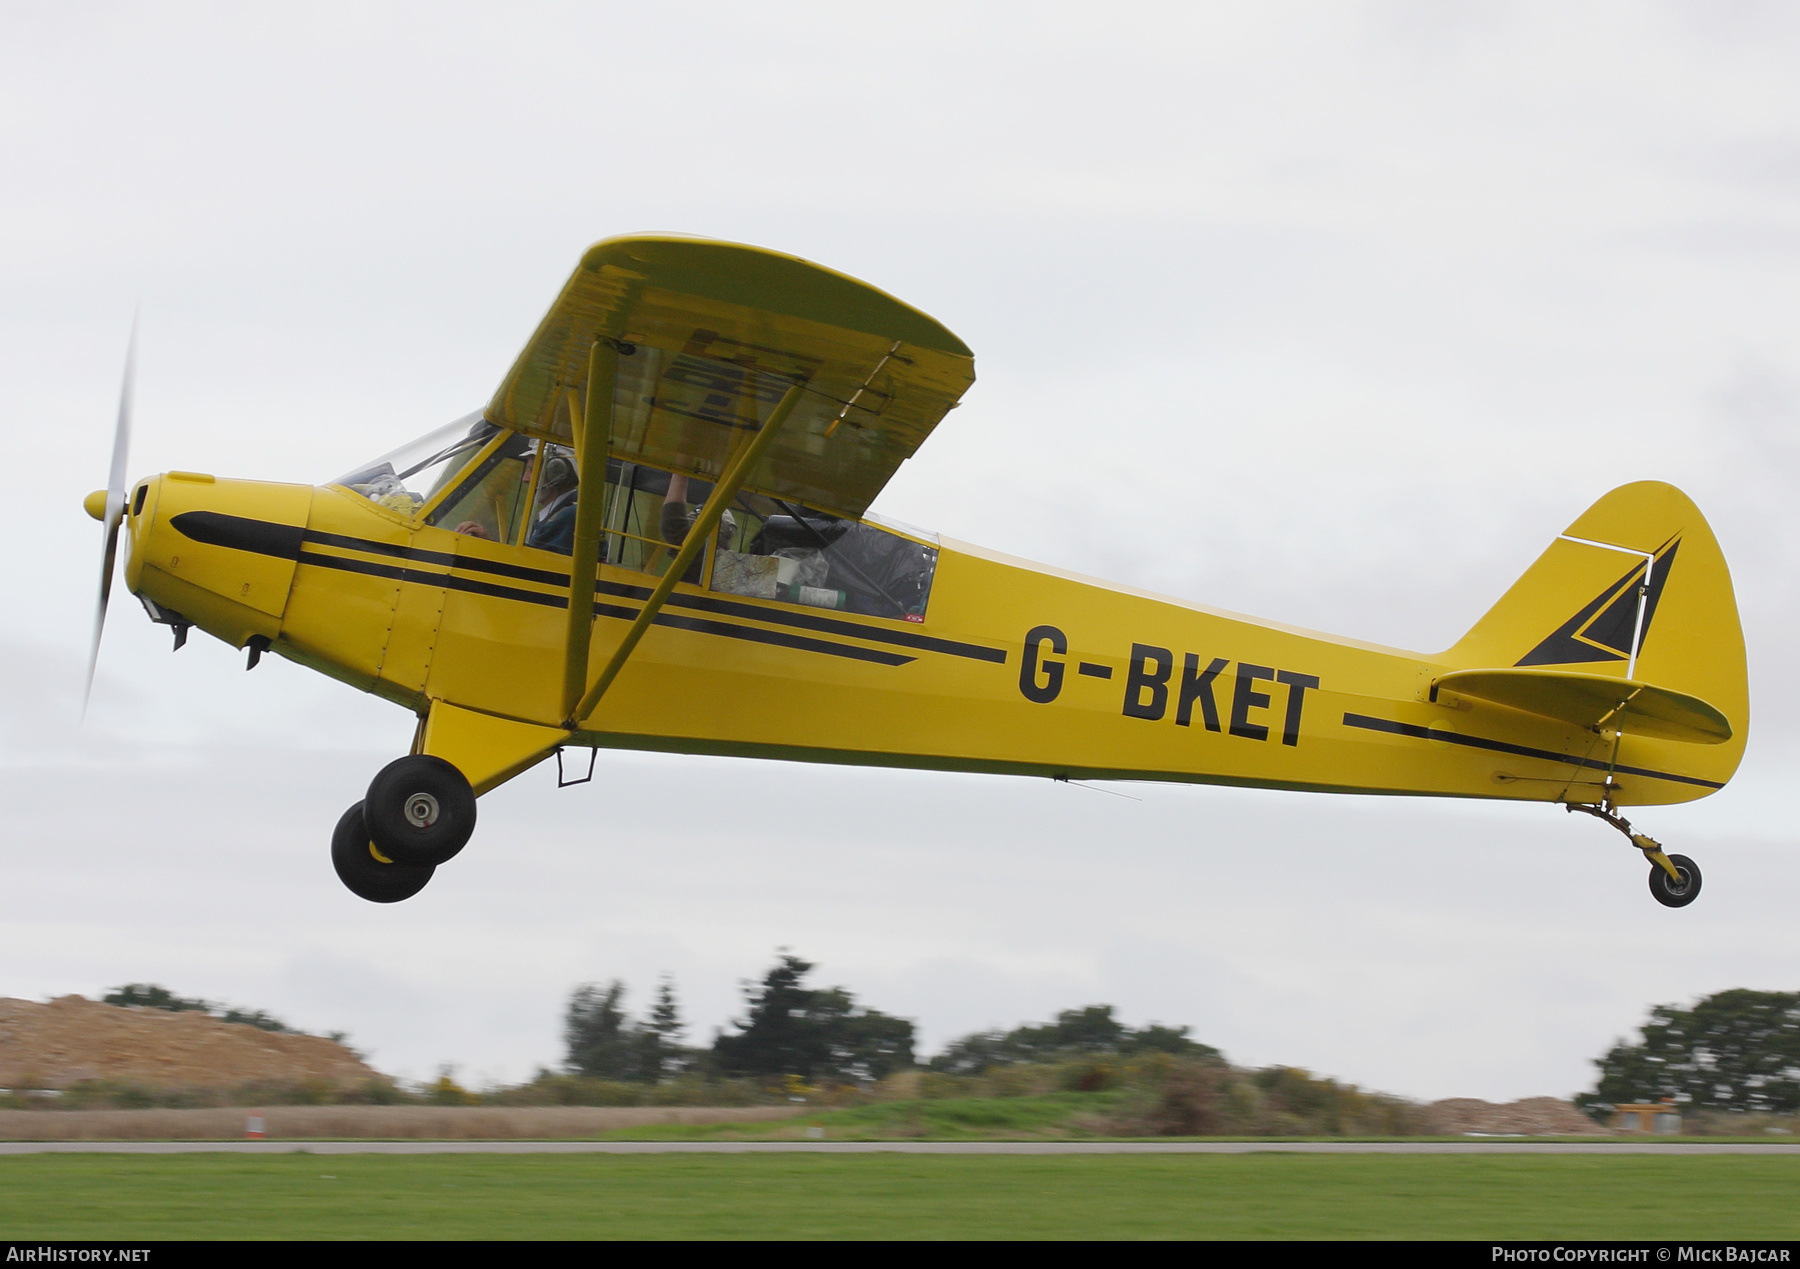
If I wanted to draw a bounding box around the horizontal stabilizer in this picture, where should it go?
[1430,669,1731,745]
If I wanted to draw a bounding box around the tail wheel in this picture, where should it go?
[331,802,433,903]
[364,755,476,867]
[1648,853,1702,909]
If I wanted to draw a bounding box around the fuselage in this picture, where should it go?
[119,469,1740,808]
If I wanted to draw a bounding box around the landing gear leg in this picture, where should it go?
[1565,801,1701,909]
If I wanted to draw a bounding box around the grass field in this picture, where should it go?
[606,1093,1131,1140]
[1,1153,1796,1240]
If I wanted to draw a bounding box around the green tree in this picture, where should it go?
[928,1005,1220,1075]
[103,983,294,1034]
[564,980,634,1079]
[564,976,692,1082]
[1580,990,1800,1115]
[104,984,212,1014]
[217,1007,293,1034]
[711,954,915,1083]
[639,976,687,1081]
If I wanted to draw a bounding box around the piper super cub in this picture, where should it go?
[84,235,1747,905]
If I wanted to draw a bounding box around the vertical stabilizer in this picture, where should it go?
[1439,482,1748,794]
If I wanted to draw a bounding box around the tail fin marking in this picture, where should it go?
[1516,536,1678,669]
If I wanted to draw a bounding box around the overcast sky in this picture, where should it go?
[3,1,1797,1100]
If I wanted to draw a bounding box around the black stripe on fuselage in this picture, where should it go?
[173,510,997,665]
[661,590,1005,663]
[645,611,912,666]
[305,528,569,587]
[171,511,304,559]
[1340,712,1725,790]
[293,547,912,666]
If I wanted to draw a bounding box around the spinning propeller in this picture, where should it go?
[82,320,136,716]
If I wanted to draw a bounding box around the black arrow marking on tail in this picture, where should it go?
[1516,538,1679,668]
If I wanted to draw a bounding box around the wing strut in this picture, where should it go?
[561,373,809,730]
[559,338,619,724]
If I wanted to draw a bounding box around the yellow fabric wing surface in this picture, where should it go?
[485,235,976,521]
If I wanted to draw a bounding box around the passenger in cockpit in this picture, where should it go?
[659,473,735,582]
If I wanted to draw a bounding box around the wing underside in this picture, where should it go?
[484,235,976,521]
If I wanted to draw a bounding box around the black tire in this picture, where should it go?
[331,801,433,903]
[364,755,477,866]
[1648,853,1702,908]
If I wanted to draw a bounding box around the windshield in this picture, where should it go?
[334,411,498,515]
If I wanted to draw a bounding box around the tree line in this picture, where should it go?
[104,983,299,1036]
[563,953,1215,1084]
[109,969,1799,1119]
[569,960,1798,1122]
[564,954,915,1084]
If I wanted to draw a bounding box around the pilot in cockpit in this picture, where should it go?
[524,451,580,555]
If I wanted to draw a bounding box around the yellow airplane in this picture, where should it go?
[83,235,1747,907]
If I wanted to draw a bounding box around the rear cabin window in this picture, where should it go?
[593,463,938,621]
[707,498,937,622]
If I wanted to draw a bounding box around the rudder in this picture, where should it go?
[1439,482,1748,797]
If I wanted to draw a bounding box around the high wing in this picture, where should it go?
[484,234,976,521]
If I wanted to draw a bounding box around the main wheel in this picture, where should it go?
[1648,853,1702,908]
[363,755,476,867]
[331,802,434,903]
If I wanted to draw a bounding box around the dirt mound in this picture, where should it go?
[1426,1096,1604,1135]
[0,995,379,1090]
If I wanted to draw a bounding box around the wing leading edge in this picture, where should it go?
[484,235,976,521]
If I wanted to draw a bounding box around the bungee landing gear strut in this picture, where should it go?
[1565,801,1701,909]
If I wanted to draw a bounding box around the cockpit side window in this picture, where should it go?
[337,419,940,619]
[509,449,676,565]
[708,496,938,622]
[587,462,691,575]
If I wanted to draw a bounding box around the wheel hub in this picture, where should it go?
[404,792,441,829]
